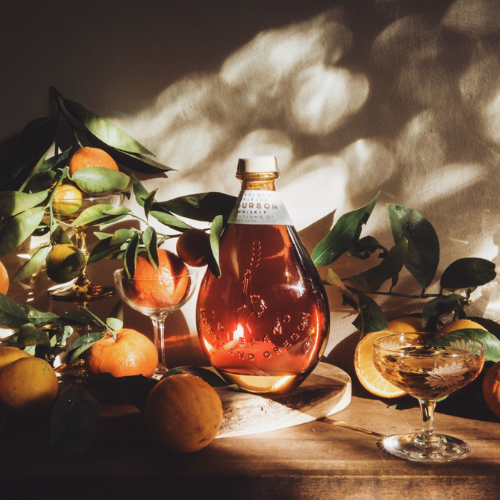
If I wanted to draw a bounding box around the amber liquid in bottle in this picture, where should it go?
[196,159,330,394]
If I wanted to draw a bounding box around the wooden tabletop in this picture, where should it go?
[2,384,499,500]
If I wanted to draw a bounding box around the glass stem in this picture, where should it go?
[73,225,91,288]
[416,399,440,446]
[151,314,168,375]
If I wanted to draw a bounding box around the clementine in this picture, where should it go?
[68,147,119,176]
[0,259,9,295]
[143,374,223,453]
[483,361,500,418]
[52,182,83,215]
[176,228,211,267]
[85,328,158,378]
[126,249,189,309]
[440,319,487,334]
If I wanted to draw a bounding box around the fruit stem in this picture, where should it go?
[79,306,116,338]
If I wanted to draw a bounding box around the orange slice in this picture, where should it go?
[354,330,408,399]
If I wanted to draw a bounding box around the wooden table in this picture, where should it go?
[2,386,499,500]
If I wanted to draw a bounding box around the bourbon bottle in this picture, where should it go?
[196,157,330,394]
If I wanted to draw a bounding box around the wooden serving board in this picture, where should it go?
[97,362,351,442]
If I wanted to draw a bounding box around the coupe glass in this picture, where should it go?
[114,266,199,379]
[50,193,122,305]
[372,332,485,463]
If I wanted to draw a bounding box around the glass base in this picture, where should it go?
[379,433,471,463]
[152,366,167,380]
[50,284,115,304]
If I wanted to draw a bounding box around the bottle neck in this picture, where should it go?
[237,172,278,191]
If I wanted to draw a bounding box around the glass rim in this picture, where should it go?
[113,267,200,280]
[372,331,485,355]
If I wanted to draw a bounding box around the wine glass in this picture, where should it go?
[114,266,199,379]
[372,332,485,463]
[50,193,122,305]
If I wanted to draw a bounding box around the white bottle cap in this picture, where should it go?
[237,156,278,174]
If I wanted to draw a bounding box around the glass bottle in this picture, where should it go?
[196,157,330,394]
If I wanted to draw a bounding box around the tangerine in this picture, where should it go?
[85,328,158,378]
[0,347,32,376]
[0,357,59,419]
[46,244,86,283]
[143,374,223,453]
[176,229,211,267]
[386,316,424,333]
[483,361,500,418]
[69,147,119,176]
[440,319,487,333]
[52,182,83,215]
[0,259,9,295]
[127,249,189,309]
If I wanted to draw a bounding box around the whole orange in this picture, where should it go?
[483,361,500,418]
[126,249,189,309]
[52,182,83,215]
[0,357,59,419]
[85,328,158,378]
[69,147,119,176]
[0,259,9,295]
[176,229,211,267]
[143,374,223,453]
[0,347,32,376]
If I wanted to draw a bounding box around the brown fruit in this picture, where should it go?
[69,147,119,176]
[126,249,189,309]
[0,357,59,419]
[143,374,223,453]
[0,259,9,295]
[176,229,211,267]
[85,328,158,378]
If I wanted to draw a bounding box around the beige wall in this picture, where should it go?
[1,0,499,376]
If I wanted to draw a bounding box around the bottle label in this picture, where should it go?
[228,190,293,225]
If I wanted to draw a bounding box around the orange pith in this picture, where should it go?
[85,328,158,378]
[126,249,189,309]
[69,147,119,176]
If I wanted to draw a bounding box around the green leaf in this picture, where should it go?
[71,204,127,227]
[39,147,72,172]
[0,190,49,216]
[162,366,228,387]
[106,301,123,331]
[26,169,57,194]
[64,98,153,155]
[436,328,500,363]
[124,233,140,278]
[348,236,388,260]
[0,117,59,191]
[208,214,224,278]
[103,206,131,216]
[154,192,237,222]
[323,268,359,311]
[110,228,135,246]
[57,311,100,327]
[11,244,50,283]
[441,258,496,289]
[350,290,388,335]
[468,317,500,340]
[387,204,440,290]
[17,325,50,350]
[67,332,105,364]
[50,382,101,458]
[144,189,157,220]
[19,305,59,327]
[71,167,130,196]
[51,223,72,245]
[94,232,113,240]
[312,193,379,267]
[149,209,193,231]
[348,239,408,293]
[0,206,45,259]
[131,175,149,207]
[87,237,124,264]
[143,226,158,270]
[106,148,173,174]
[421,294,466,331]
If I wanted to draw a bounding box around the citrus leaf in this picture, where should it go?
[19,305,59,327]
[17,325,51,350]
[441,258,496,289]
[388,204,440,290]
[0,190,49,216]
[208,214,224,278]
[106,301,123,331]
[131,175,149,207]
[39,147,72,172]
[143,226,158,270]
[312,193,379,267]
[468,317,500,340]
[348,236,387,260]
[71,204,125,227]
[102,206,131,216]
[71,167,130,196]
[0,206,45,259]
[124,233,140,278]
[87,237,124,264]
[155,192,237,222]
[50,382,101,458]
[162,366,228,387]
[57,311,100,327]
[349,289,388,335]
[51,223,72,245]
[67,332,105,363]
[110,228,134,246]
[149,209,193,231]
[104,147,173,174]
[348,239,408,293]
[0,117,59,191]
[144,189,157,220]
[26,169,57,194]
[323,268,359,310]
[438,328,500,363]
[94,232,113,240]
[64,98,153,155]
[11,244,50,283]
[421,294,466,331]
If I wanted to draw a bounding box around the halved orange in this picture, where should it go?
[354,330,408,399]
